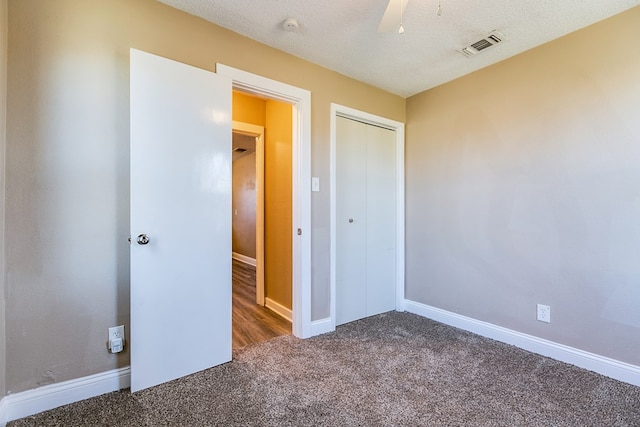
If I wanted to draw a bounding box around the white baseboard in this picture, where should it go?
[4,305,636,426]
[310,317,334,337]
[0,367,130,425]
[265,298,292,322]
[0,398,7,427]
[404,299,640,387]
[232,252,256,267]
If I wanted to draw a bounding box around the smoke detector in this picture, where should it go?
[282,18,299,32]
[459,31,506,57]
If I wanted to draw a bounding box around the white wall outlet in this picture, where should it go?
[108,325,125,353]
[537,304,551,323]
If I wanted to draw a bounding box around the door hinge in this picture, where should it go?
[297,228,302,236]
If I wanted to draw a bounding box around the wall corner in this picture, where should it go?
[0,0,9,401]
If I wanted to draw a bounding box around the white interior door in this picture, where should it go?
[130,49,232,392]
[336,116,397,325]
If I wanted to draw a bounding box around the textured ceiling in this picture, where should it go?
[157,0,640,97]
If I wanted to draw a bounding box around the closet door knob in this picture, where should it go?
[137,234,150,245]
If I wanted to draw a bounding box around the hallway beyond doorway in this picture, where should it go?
[232,259,291,350]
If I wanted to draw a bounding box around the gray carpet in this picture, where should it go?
[9,312,640,426]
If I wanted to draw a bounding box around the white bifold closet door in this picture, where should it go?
[336,116,397,326]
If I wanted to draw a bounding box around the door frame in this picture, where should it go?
[218,64,312,338]
[232,121,265,306]
[329,103,406,330]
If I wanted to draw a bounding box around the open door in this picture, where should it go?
[130,49,232,392]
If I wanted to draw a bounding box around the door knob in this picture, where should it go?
[348,218,354,223]
[137,234,150,245]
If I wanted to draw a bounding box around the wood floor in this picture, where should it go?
[232,258,291,350]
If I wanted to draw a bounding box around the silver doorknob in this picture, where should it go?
[137,234,150,245]
[348,218,354,223]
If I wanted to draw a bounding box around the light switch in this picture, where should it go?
[312,177,320,192]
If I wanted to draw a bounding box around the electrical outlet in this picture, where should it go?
[108,325,125,353]
[537,304,551,323]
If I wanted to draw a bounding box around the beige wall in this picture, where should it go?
[0,0,7,399]
[265,100,293,309]
[4,0,404,394]
[406,7,640,365]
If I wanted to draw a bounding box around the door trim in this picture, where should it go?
[330,103,406,330]
[232,121,265,306]
[217,64,313,338]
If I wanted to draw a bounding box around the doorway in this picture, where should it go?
[231,111,292,349]
[218,64,313,339]
[232,121,264,305]
[130,52,314,393]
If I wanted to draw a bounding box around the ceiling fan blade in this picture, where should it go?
[378,0,409,33]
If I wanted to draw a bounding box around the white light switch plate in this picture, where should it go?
[311,177,320,192]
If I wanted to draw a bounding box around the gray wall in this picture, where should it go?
[406,7,640,366]
[4,0,404,394]
[0,0,7,399]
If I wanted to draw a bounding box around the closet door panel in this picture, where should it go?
[365,124,397,316]
[336,116,367,325]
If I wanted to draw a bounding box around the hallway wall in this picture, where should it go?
[232,91,264,260]
[232,150,257,259]
[264,100,292,310]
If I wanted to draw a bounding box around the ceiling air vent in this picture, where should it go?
[460,31,506,57]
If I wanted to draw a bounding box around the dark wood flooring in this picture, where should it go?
[232,258,291,350]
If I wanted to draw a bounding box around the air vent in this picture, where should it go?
[459,31,506,57]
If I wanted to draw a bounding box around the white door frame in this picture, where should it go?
[217,64,312,339]
[330,103,405,330]
[232,121,265,305]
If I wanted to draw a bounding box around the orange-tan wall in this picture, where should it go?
[233,91,266,127]
[265,100,293,309]
[232,91,293,309]
[4,0,404,394]
[405,7,640,366]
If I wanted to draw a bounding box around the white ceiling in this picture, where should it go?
[157,0,640,98]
